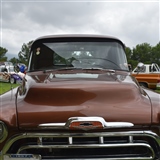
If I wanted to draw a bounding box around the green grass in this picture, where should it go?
[0,82,19,95]
[155,90,160,93]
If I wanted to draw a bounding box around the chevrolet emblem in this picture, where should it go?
[67,117,104,130]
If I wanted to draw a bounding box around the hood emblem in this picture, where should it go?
[69,121,103,130]
[39,117,134,130]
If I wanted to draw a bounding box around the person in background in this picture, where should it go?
[19,64,26,74]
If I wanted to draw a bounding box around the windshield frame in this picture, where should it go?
[28,36,129,72]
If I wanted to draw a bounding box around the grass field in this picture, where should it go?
[156,90,160,93]
[0,82,19,95]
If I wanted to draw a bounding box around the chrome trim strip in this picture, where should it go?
[68,137,72,145]
[129,136,133,143]
[39,117,134,129]
[2,155,154,160]
[99,136,104,144]
[17,143,154,154]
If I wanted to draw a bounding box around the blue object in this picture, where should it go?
[19,65,25,73]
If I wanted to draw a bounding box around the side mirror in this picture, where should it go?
[136,62,145,73]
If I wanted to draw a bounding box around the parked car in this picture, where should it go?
[0,64,23,84]
[0,61,13,67]
[10,73,23,84]
[1,34,160,160]
[132,63,160,89]
[0,72,10,83]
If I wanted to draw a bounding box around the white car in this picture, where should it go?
[0,63,24,84]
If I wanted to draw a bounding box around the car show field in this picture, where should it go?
[0,82,19,95]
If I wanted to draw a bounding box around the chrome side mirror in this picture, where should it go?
[136,62,145,73]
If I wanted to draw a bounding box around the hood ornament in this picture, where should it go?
[39,117,134,130]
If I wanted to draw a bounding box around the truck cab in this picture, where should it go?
[132,63,160,73]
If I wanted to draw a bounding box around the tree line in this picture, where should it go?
[0,41,160,69]
[125,42,160,69]
[0,41,33,66]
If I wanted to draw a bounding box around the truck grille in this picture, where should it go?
[2,131,160,160]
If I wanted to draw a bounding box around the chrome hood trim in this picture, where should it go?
[38,117,134,130]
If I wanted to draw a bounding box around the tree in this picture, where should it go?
[0,46,8,62]
[125,46,139,69]
[18,41,33,65]
[125,46,132,62]
[132,43,152,63]
[9,57,19,65]
[151,42,160,66]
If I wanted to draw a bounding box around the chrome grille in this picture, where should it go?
[2,131,160,160]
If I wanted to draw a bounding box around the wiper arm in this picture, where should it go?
[55,67,83,71]
[55,67,116,74]
[82,67,115,73]
[42,67,83,73]
[42,66,116,74]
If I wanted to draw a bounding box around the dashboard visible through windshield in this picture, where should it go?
[29,41,129,71]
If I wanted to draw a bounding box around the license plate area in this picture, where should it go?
[4,154,41,160]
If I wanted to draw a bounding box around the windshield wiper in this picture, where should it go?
[50,67,116,73]
[48,67,115,73]
[42,67,83,73]
[81,67,115,73]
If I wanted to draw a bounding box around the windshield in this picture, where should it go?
[29,41,129,71]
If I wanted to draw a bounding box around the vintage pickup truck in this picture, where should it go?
[1,34,160,160]
[132,63,160,89]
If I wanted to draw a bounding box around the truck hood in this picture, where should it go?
[16,72,151,129]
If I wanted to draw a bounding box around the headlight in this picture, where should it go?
[0,121,8,143]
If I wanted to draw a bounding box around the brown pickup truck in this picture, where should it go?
[132,63,160,89]
[1,34,160,160]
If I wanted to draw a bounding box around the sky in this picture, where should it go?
[0,0,159,59]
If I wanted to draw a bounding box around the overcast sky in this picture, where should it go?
[0,0,159,58]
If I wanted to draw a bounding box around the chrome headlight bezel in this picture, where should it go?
[0,121,8,143]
